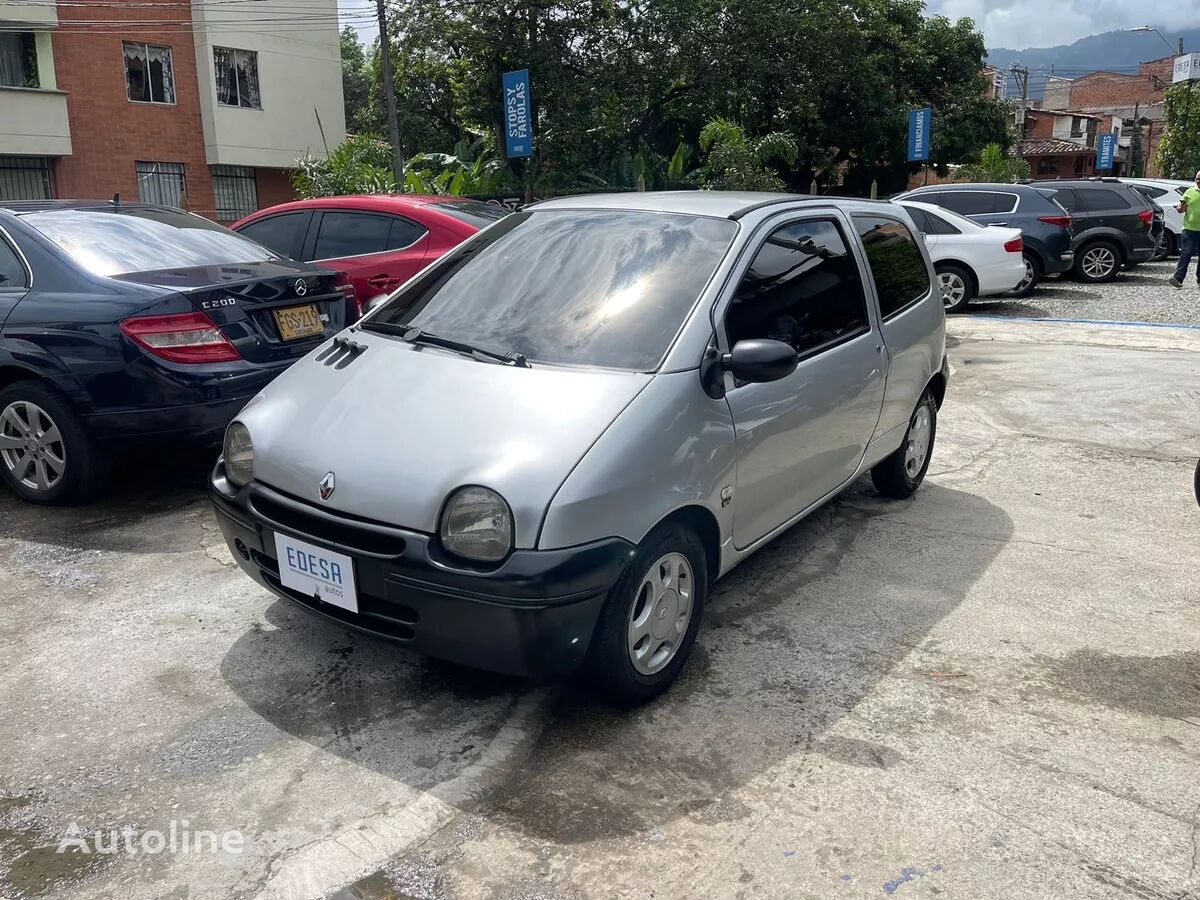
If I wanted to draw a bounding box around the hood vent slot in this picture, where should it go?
[317,336,368,369]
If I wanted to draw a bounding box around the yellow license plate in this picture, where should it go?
[273,304,323,341]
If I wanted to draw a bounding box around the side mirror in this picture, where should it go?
[724,339,797,384]
[363,294,390,316]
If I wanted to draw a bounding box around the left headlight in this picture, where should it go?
[223,422,254,487]
[440,486,513,562]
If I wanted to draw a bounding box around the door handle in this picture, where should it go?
[367,274,400,288]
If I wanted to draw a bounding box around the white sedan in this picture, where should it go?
[899,200,1026,313]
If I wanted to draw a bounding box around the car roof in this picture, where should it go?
[532,190,834,219]
[245,194,459,215]
[0,199,182,215]
[908,183,1030,193]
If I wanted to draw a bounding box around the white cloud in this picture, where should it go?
[925,0,1200,49]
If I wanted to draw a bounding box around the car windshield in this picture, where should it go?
[22,207,280,276]
[366,208,738,371]
[429,199,511,229]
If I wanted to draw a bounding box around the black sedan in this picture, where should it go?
[0,200,356,504]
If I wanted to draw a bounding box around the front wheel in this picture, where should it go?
[0,381,103,505]
[585,524,708,706]
[936,263,975,313]
[871,390,937,499]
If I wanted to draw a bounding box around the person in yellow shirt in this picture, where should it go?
[1170,169,1200,288]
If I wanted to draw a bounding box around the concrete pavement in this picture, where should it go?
[1,314,1198,900]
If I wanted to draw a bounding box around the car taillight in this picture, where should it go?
[333,271,361,318]
[1003,236,1023,253]
[119,312,241,364]
[1038,215,1072,228]
[1138,208,1154,228]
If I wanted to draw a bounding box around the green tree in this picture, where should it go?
[292,134,395,198]
[696,119,798,191]
[956,143,1030,183]
[1155,83,1200,180]
[339,26,383,135]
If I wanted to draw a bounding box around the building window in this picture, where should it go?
[214,47,260,109]
[124,42,175,104]
[1070,117,1085,138]
[0,156,52,201]
[136,161,186,207]
[0,33,39,88]
[212,165,258,221]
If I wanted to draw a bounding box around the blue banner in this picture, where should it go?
[502,69,533,159]
[1096,132,1117,171]
[907,108,932,162]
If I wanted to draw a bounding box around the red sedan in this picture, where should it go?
[232,195,508,313]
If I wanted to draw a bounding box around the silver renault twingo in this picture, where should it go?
[211,191,947,704]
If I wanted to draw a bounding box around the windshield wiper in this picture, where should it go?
[362,321,529,368]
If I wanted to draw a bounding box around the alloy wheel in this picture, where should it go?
[0,401,66,492]
[1014,258,1035,293]
[904,404,932,478]
[627,552,694,676]
[938,272,967,309]
[1081,246,1117,280]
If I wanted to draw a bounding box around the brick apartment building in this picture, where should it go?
[1038,56,1175,178]
[0,0,346,221]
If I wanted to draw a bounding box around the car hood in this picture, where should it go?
[238,328,652,547]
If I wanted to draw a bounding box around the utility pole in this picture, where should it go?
[376,0,404,189]
[1010,65,1030,142]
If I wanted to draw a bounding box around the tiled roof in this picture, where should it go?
[1018,138,1093,155]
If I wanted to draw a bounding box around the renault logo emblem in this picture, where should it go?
[295,279,308,297]
[318,472,335,501]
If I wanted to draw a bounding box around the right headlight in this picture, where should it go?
[439,486,513,562]
[223,422,254,487]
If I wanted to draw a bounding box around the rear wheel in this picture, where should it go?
[585,524,707,706]
[1012,252,1041,297]
[1164,231,1179,258]
[936,263,975,313]
[871,390,937,499]
[0,381,103,505]
[1074,240,1121,283]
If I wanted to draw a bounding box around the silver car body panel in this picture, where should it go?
[234,192,945,580]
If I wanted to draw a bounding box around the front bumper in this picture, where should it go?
[209,463,634,678]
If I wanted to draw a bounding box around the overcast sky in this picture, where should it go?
[337,0,1198,52]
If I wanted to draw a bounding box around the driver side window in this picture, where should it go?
[725,218,869,359]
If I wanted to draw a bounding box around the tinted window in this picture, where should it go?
[726,219,868,358]
[1081,188,1131,211]
[367,209,737,371]
[854,216,931,318]
[237,212,307,259]
[904,207,933,233]
[387,217,427,249]
[921,208,961,235]
[0,237,27,289]
[909,191,943,207]
[22,207,278,276]
[1053,189,1081,212]
[314,212,392,259]
[1133,185,1168,199]
[939,191,998,216]
[430,199,511,229]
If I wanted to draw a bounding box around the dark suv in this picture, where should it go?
[1031,179,1159,282]
[896,183,1073,295]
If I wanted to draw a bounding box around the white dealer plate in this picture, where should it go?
[274,532,358,614]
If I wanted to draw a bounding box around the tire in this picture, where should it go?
[1074,240,1121,283]
[1164,231,1179,258]
[0,381,104,505]
[935,263,975,313]
[1012,252,1042,297]
[584,523,708,706]
[871,389,937,500]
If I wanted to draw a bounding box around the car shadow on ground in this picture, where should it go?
[219,478,1012,844]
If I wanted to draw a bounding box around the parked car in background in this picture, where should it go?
[211,191,948,704]
[895,183,1073,296]
[0,201,355,504]
[232,195,509,313]
[1121,177,1193,257]
[899,201,1025,312]
[1034,179,1159,282]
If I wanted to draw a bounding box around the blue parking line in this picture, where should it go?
[969,315,1200,331]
